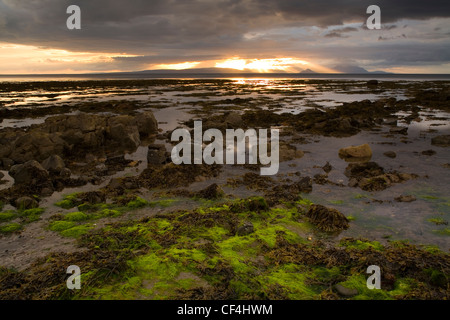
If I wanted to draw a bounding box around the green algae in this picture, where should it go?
[339,238,384,251]
[2,195,448,300]
[0,211,16,222]
[64,212,90,222]
[0,223,22,234]
[55,193,80,209]
[126,197,150,209]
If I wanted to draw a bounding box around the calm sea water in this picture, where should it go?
[0,73,450,82]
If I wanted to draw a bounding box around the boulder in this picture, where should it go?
[1,158,14,170]
[334,284,358,297]
[136,111,158,137]
[41,155,65,174]
[15,196,39,210]
[225,112,243,128]
[147,144,168,165]
[338,144,372,160]
[9,131,67,163]
[431,135,450,147]
[107,116,141,151]
[9,160,49,185]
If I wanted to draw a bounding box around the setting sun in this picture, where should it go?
[215,58,309,72]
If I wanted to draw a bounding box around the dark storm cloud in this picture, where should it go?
[0,0,449,71]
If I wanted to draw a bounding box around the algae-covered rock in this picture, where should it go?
[305,204,349,232]
[338,144,372,161]
[431,135,450,147]
[195,183,224,200]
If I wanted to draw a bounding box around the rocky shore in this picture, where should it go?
[0,79,449,300]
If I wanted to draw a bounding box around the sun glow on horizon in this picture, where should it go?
[215,57,309,72]
[152,61,201,70]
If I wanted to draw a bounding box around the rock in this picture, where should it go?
[195,183,224,199]
[431,135,450,147]
[322,162,333,173]
[0,172,4,179]
[9,160,49,185]
[395,195,417,202]
[9,131,67,163]
[292,177,313,193]
[334,284,358,297]
[236,221,254,236]
[1,158,14,170]
[136,111,158,137]
[367,80,379,86]
[305,204,349,232]
[147,144,168,165]
[41,155,65,174]
[421,150,436,156]
[279,144,304,162]
[40,187,54,197]
[225,112,243,128]
[338,144,372,160]
[383,151,397,158]
[59,168,72,178]
[383,118,397,126]
[15,196,39,210]
[389,127,408,135]
[107,116,141,151]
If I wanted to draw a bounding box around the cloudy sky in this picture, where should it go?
[0,0,449,74]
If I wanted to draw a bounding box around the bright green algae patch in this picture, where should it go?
[1,196,449,300]
[0,207,45,234]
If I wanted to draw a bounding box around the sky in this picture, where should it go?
[0,0,449,74]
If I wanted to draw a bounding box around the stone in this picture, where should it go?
[383,118,397,126]
[59,168,72,178]
[338,144,372,160]
[431,135,450,147]
[421,150,436,156]
[15,196,39,210]
[41,155,65,174]
[9,160,49,185]
[389,127,408,135]
[107,116,141,151]
[322,162,333,173]
[195,183,224,199]
[225,112,243,128]
[395,195,417,202]
[147,144,167,165]
[305,204,349,232]
[383,151,397,158]
[9,131,67,163]
[367,80,379,86]
[40,187,54,197]
[1,158,14,170]
[334,284,358,297]
[136,111,158,137]
[236,221,254,236]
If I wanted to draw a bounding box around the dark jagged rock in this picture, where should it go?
[195,183,224,200]
[304,204,349,232]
